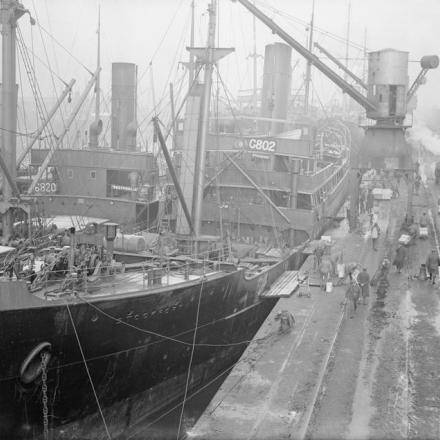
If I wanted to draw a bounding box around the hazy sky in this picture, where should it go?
[9,0,440,137]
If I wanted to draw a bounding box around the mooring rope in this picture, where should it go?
[66,303,112,439]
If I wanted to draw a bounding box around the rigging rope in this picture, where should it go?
[77,294,257,348]
[31,2,67,131]
[66,303,112,440]
[125,331,276,439]
[254,0,367,52]
[138,0,187,83]
[16,28,57,149]
[176,265,205,440]
[34,20,93,75]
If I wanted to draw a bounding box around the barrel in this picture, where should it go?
[107,234,146,252]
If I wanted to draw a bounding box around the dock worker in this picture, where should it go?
[393,244,407,273]
[371,223,380,251]
[346,279,361,318]
[314,245,324,271]
[357,268,370,305]
[319,257,333,291]
[426,249,440,285]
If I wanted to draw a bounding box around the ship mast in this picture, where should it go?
[192,0,217,237]
[188,0,195,88]
[303,0,315,114]
[175,0,232,237]
[0,0,33,242]
[89,6,102,148]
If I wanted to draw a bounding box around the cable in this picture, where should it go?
[32,2,67,131]
[125,331,276,439]
[78,291,257,348]
[0,126,39,138]
[138,0,187,83]
[66,303,111,440]
[34,20,93,75]
[254,0,367,52]
[18,28,68,87]
[176,269,204,439]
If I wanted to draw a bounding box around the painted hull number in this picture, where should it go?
[248,138,276,153]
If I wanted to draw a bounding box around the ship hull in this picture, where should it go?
[0,250,305,438]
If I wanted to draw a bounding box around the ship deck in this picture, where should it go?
[32,267,222,301]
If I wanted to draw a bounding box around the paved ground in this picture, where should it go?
[191,180,402,440]
[192,167,440,440]
[308,168,440,440]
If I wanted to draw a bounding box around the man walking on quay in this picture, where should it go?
[346,279,361,318]
[357,268,370,305]
[393,244,407,273]
[426,249,440,285]
[371,222,380,251]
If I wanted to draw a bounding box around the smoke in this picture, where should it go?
[407,124,440,156]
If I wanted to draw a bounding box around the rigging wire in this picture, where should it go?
[78,294,257,348]
[310,77,329,118]
[253,0,367,52]
[176,273,205,440]
[66,304,112,440]
[31,1,67,131]
[34,19,93,75]
[16,28,57,149]
[138,0,187,83]
[214,66,244,137]
[125,331,277,439]
[18,28,69,87]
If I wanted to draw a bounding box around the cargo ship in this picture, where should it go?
[0,1,352,438]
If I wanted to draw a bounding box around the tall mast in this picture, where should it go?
[303,0,315,115]
[188,0,195,88]
[0,0,31,241]
[95,6,101,125]
[251,8,258,112]
[192,0,217,237]
[89,6,102,148]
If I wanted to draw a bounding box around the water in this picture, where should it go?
[119,370,229,440]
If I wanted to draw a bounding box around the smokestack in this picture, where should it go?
[260,43,292,135]
[111,62,138,150]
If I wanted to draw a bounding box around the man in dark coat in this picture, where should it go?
[426,249,440,285]
[393,245,407,273]
[357,268,370,305]
[346,280,361,318]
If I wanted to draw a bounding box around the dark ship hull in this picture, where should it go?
[0,250,305,438]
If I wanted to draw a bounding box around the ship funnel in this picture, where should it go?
[259,42,292,135]
[111,62,138,151]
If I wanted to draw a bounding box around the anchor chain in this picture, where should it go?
[41,352,49,440]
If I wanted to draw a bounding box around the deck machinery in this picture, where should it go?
[232,0,438,224]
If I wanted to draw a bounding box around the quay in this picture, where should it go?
[190,174,440,440]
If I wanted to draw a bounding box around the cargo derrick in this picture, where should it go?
[232,0,438,228]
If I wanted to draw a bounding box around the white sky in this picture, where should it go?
[10,0,440,136]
